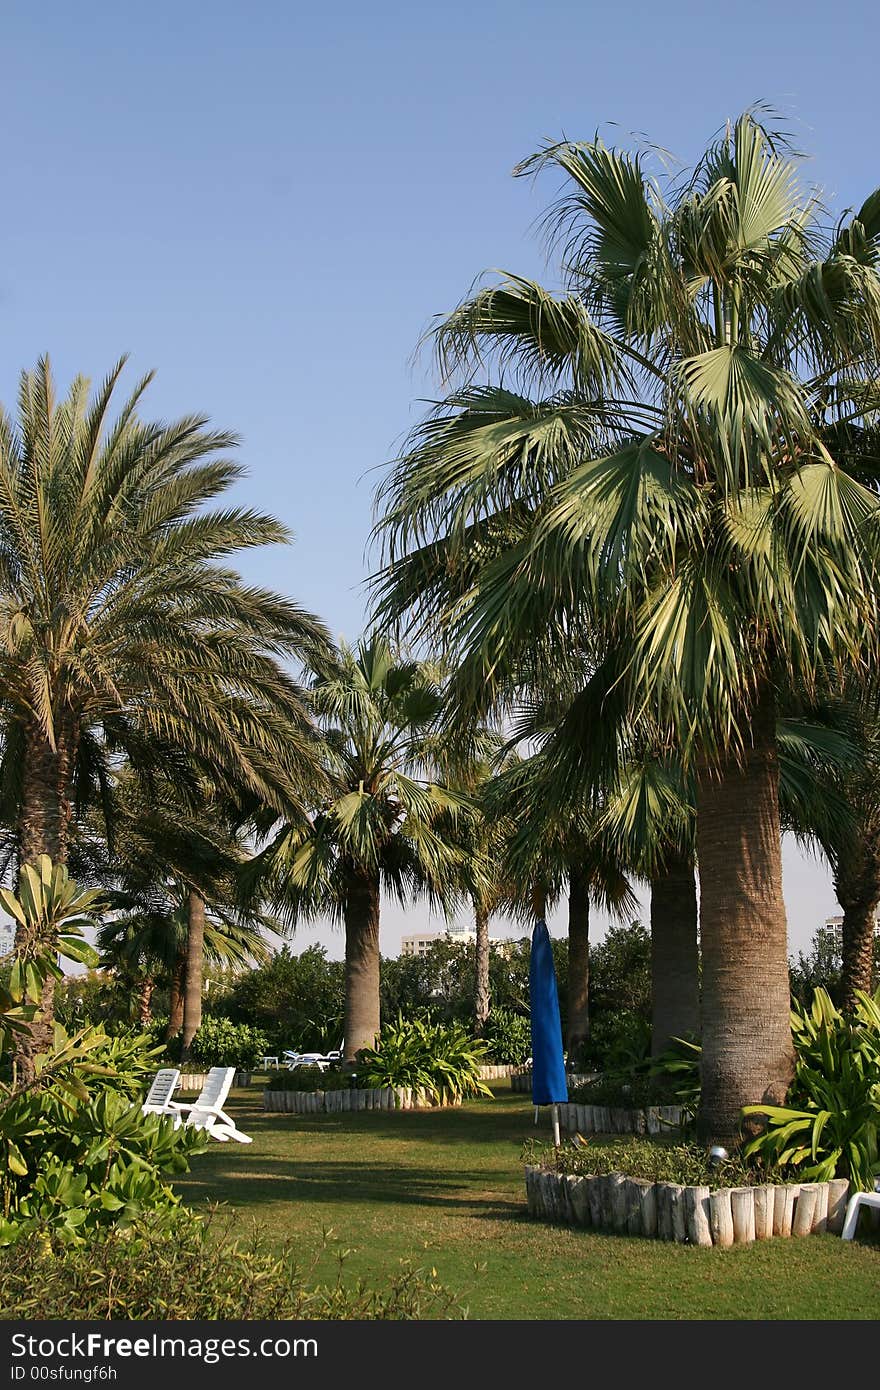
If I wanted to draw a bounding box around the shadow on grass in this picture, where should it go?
[176,1155,523,1221]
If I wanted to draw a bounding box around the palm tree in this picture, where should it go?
[0,355,329,875]
[247,636,468,1061]
[84,771,279,1053]
[492,750,636,1059]
[373,114,880,1138]
[0,357,329,1072]
[780,689,880,1007]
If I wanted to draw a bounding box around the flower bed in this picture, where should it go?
[264,1086,462,1113]
[525,1165,851,1244]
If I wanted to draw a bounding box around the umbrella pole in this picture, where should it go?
[551,1102,560,1148]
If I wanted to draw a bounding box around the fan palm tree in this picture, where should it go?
[491,749,636,1059]
[95,897,269,1027]
[780,687,880,1007]
[373,113,880,1137]
[247,636,469,1061]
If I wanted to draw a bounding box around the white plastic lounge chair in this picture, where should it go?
[840,1179,880,1239]
[169,1066,252,1143]
[283,1050,330,1072]
[141,1068,181,1116]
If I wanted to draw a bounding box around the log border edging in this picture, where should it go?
[524,1166,850,1244]
[264,1087,463,1113]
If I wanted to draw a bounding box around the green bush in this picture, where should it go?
[1,1029,206,1245]
[357,1015,493,1104]
[221,945,344,1053]
[579,1009,652,1072]
[170,1015,270,1071]
[0,1211,466,1320]
[526,1136,783,1190]
[482,1007,531,1066]
[743,986,880,1190]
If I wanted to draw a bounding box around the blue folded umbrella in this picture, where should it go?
[529,920,568,1107]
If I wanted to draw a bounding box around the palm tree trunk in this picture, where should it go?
[474,900,490,1032]
[650,852,700,1056]
[695,686,794,1142]
[13,721,78,1083]
[180,891,206,1062]
[531,883,548,920]
[138,977,155,1027]
[343,866,381,1063]
[567,864,590,1058]
[18,720,75,869]
[166,951,186,1040]
[833,827,880,1009]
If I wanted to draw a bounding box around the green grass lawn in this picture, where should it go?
[174,1083,880,1320]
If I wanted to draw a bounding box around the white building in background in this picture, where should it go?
[823,913,880,932]
[399,925,514,958]
[0,920,15,957]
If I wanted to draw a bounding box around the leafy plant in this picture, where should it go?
[0,1211,466,1320]
[0,858,101,1073]
[647,1037,702,1121]
[2,933,207,1245]
[171,1015,270,1071]
[743,986,880,1189]
[356,1014,493,1104]
[481,1007,531,1066]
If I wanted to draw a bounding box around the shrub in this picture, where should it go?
[169,1016,270,1071]
[525,1136,783,1190]
[221,946,344,1053]
[0,1211,466,1320]
[0,1028,206,1245]
[481,1007,531,1066]
[356,1015,492,1104]
[579,1009,651,1072]
[743,986,880,1190]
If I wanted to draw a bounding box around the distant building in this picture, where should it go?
[400,926,515,958]
[823,913,880,933]
[0,920,15,957]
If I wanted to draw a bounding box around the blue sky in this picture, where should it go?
[2,0,873,956]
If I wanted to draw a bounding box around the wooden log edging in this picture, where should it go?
[263,1087,463,1113]
[548,1101,686,1135]
[178,1070,252,1091]
[523,1167,849,1245]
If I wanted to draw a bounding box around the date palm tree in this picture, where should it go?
[0,355,329,872]
[374,113,880,1137]
[247,636,469,1061]
[0,356,330,1074]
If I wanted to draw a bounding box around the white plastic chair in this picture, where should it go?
[840,1179,880,1239]
[141,1068,181,1116]
[283,1050,330,1072]
[169,1066,252,1143]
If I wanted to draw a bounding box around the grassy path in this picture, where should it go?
[174,1086,880,1320]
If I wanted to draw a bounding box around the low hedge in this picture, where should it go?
[526,1137,788,1191]
[0,1211,465,1320]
